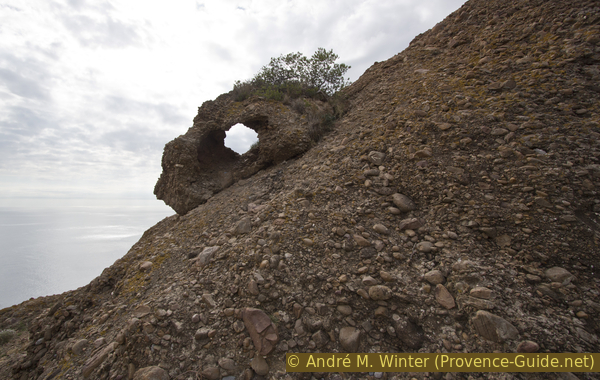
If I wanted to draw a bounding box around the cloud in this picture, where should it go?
[0,68,50,100]
[208,43,234,63]
[0,106,52,136]
[103,96,188,126]
[60,14,143,49]
[0,52,55,101]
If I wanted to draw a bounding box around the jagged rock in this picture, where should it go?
[133,366,169,380]
[472,311,519,343]
[154,95,332,215]
[242,308,278,355]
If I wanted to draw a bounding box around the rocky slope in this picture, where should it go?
[1,0,600,379]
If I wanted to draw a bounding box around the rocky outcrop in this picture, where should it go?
[154,92,332,215]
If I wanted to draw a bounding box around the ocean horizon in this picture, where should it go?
[0,197,173,309]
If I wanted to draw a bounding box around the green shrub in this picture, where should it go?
[232,48,351,102]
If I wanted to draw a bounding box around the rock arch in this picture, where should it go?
[154,92,332,215]
[224,123,258,155]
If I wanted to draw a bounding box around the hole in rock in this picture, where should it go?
[224,123,258,155]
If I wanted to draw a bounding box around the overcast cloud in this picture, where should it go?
[0,0,466,201]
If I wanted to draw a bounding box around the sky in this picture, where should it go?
[0,0,467,202]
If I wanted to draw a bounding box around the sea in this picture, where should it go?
[0,198,173,309]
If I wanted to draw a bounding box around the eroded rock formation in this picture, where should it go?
[154,92,332,215]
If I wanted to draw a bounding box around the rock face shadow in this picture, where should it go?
[154,93,331,215]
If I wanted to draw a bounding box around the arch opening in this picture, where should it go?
[224,123,259,155]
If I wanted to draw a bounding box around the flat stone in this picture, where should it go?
[368,151,386,165]
[388,207,401,215]
[234,218,252,235]
[133,366,169,380]
[353,235,371,247]
[456,295,495,310]
[337,305,353,315]
[302,238,314,246]
[392,193,416,212]
[368,285,392,300]
[472,311,519,343]
[434,284,455,309]
[398,218,423,230]
[424,270,444,285]
[242,308,279,355]
[373,224,389,235]
[362,276,378,286]
[470,286,492,299]
[416,241,434,253]
[545,267,575,284]
[339,327,361,352]
[133,305,152,318]
[248,279,260,295]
